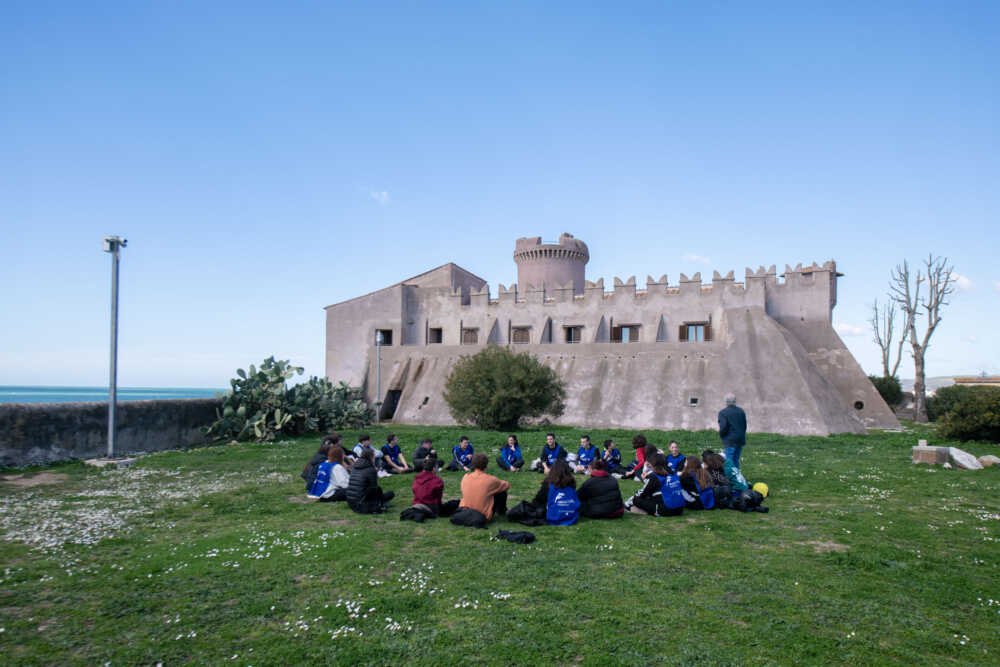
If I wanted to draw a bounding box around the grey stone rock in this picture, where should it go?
[977,454,1000,467]
[948,447,984,470]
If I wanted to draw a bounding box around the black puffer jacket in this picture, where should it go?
[578,473,624,518]
[346,457,380,512]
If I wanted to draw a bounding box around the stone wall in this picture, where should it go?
[0,399,223,468]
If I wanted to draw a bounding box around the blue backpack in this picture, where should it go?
[309,461,334,497]
[546,484,581,526]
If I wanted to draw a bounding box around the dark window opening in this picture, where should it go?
[853,400,864,410]
[376,329,393,346]
[511,327,531,344]
[564,326,583,344]
[428,328,443,344]
[379,390,401,420]
[679,323,712,342]
[611,324,640,343]
[689,396,699,406]
[461,328,479,345]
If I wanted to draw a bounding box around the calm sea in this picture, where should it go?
[0,386,224,404]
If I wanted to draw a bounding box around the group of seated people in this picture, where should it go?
[302,431,767,523]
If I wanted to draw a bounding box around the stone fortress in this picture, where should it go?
[325,233,899,435]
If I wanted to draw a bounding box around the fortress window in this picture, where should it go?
[679,323,712,342]
[376,329,393,346]
[611,324,640,343]
[564,326,583,344]
[428,328,443,344]
[511,327,531,344]
[461,328,479,345]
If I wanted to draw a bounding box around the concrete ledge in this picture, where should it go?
[912,445,949,465]
[0,398,223,468]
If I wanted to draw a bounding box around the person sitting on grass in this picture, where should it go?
[679,456,715,510]
[574,434,600,474]
[701,450,732,508]
[401,457,459,521]
[666,441,686,473]
[622,434,649,479]
[413,437,443,470]
[353,434,383,470]
[446,436,475,472]
[530,433,567,473]
[381,433,413,474]
[301,435,336,491]
[602,439,623,475]
[497,434,525,472]
[577,458,624,519]
[308,445,350,502]
[542,459,581,525]
[452,453,510,527]
[346,449,395,514]
[624,453,684,517]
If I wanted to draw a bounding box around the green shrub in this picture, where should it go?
[937,386,1000,442]
[206,356,372,442]
[443,346,566,431]
[868,375,903,407]
[927,384,977,421]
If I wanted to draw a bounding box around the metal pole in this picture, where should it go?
[375,331,382,422]
[104,236,126,458]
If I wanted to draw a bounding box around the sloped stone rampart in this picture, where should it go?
[0,399,222,467]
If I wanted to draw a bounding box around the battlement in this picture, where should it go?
[450,260,838,309]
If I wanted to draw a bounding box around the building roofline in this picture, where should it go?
[323,262,487,309]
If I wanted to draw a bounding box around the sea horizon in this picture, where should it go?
[0,385,225,404]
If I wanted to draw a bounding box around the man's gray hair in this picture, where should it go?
[724,393,737,406]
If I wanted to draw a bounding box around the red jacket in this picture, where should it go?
[412,471,444,506]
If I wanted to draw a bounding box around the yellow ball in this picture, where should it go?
[753,482,769,498]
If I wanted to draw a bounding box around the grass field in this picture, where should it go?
[1,424,997,666]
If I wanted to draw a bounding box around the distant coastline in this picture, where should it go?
[0,386,224,404]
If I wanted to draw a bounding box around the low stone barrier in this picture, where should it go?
[0,399,223,468]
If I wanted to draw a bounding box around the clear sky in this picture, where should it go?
[2,1,997,388]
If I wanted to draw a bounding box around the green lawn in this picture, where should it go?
[1,425,997,666]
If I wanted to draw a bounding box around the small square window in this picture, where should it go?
[511,327,530,344]
[461,328,479,345]
[688,396,699,407]
[679,323,712,342]
[428,328,443,344]
[564,326,583,344]
[376,329,393,346]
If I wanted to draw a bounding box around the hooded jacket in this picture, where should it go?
[578,470,625,518]
[346,457,381,510]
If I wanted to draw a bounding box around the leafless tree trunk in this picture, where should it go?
[869,298,908,379]
[889,255,956,422]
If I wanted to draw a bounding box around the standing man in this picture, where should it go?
[718,393,748,470]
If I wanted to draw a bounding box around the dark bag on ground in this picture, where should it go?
[450,507,488,528]
[493,530,536,544]
[731,489,766,512]
[506,500,546,526]
[400,504,436,523]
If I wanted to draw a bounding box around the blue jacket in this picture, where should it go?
[308,461,334,497]
[540,444,567,466]
[718,405,748,446]
[382,443,403,466]
[546,483,580,526]
[602,447,622,469]
[452,444,474,467]
[500,445,524,468]
[656,473,685,510]
[577,445,599,467]
[666,453,686,472]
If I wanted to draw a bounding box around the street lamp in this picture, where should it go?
[374,330,383,422]
[103,235,127,458]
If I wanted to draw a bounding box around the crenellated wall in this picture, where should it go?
[324,238,897,435]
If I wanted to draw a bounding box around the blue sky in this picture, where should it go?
[2,2,997,387]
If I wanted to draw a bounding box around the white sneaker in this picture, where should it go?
[377,470,391,478]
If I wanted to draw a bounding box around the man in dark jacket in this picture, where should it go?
[577,459,624,518]
[346,450,395,514]
[718,393,748,471]
[413,438,443,470]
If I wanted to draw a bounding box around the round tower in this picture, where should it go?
[513,232,590,295]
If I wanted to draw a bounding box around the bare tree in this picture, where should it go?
[869,297,908,379]
[889,255,956,422]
